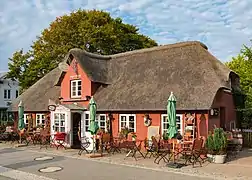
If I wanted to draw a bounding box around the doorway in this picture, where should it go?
[72,112,81,149]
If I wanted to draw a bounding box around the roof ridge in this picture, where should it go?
[110,41,207,59]
[67,41,208,60]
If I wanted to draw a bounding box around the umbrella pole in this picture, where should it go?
[173,139,175,163]
[93,135,95,155]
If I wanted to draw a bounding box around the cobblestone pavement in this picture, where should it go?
[0,142,252,180]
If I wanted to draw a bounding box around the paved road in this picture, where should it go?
[0,147,213,180]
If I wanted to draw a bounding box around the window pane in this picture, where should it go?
[85,114,89,119]
[54,113,59,120]
[60,120,65,126]
[78,81,81,86]
[128,128,134,133]
[37,120,40,124]
[121,116,126,122]
[129,122,134,129]
[42,120,45,124]
[55,121,59,126]
[121,122,126,128]
[129,116,134,121]
[60,113,65,120]
[100,121,105,127]
[55,127,59,132]
[163,123,169,130]
[60,127,65,132]
[100,115,105,121]
[4,90,7,99]
[77,90,81,96]
[42,115,45,119]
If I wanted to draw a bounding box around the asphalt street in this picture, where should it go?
[0,147,213,180]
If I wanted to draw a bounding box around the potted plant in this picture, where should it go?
[131,132,137,141]
[119,127,129,139]
[206,128,227,164]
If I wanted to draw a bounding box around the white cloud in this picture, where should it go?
[0,0,251,71]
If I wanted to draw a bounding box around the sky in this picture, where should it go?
[0,0,251,72]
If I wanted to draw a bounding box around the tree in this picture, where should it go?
[226,44,252,128]
[7,9,158,90]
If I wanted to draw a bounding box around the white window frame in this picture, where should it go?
[4,89,11,99]
[161,114,183,135]
[23,114,30,125]
[70,80,82,98]
[83,112,107,132]
[36,114,45,126]
[119,114,136,133]
[53,112,66,132]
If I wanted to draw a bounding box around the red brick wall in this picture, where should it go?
[210,89,236,131]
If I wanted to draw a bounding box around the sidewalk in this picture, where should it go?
[1,142,252,180]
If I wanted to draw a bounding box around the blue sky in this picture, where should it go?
[0,0,251,71]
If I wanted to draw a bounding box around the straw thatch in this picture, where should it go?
[67,41,236,111]
[9,41,238,112]
[9,67,62,112]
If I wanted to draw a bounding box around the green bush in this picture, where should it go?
[206,128,227,155]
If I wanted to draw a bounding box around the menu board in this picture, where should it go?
[147,126,160,140]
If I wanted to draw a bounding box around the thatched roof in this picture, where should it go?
[9,41,238,112]
[68,41,236,111]
[59,49,111,84]
[9,67,61,112]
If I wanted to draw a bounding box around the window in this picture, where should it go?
[70,80,81,98]
[16,90,19,98]
[161,114,183,135]
[4,90,11,99]
[54,113,66,132]
[23,114,30,125]
[96,114,106,131]
[36,114,45,126]
[119,114,136,133]
[84,112,107,132]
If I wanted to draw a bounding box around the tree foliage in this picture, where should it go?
[7,9,158,90]
[226,44,252,128]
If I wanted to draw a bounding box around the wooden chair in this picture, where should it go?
[151,136,171,164]
[182,138,204,167]
[78,136,91,155]
[144,138,158,158]
[101,133,111,153]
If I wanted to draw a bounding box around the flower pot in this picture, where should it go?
[212,154,226,164]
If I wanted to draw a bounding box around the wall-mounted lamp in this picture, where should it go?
[85,96,91,101]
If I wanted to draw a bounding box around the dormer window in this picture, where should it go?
[71,80,81,98]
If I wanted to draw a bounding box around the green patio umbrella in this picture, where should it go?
[167,92,177,139]
[18,101,25,143]
[167,92,178,164]
[88,96,99,153]
[18,101,25,131]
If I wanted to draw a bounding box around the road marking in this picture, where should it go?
[0,165,56,180]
